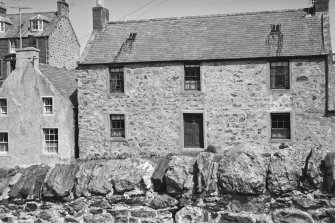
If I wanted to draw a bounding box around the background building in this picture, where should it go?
[0,0,80,80]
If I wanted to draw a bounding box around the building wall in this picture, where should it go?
[48,17,80,70]
[0,39,8,78]
[78,58,335,164]
[0,63,75,167]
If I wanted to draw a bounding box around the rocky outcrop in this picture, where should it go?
[1,148,335,222]
[267,151,300,195]
[217,149,267,195]
[164,156,195,194]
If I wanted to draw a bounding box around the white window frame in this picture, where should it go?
[0,22,5,33]
[0,132,8,155]
[0,98,7,115]
[43,128,58,154]
[31,20,43,31]
[42,96,53,115]
[9,39,17,53]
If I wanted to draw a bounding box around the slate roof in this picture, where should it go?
[39,64,78,107]
[0,12,59,38]
[82,9,325,64]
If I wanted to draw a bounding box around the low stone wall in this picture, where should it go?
[0,147,335,223]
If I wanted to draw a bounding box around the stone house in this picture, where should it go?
[0,47,78,167]
[78,0,335,162]
[0,0,80,80]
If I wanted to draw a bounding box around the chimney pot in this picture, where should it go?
[97,0,104,7]
[57,0,69,17]
[16,47,40,70]
[92,4,109,30]
[0,2,7,15]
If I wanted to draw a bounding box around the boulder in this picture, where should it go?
[164,156,196,195]
[0,169,22,200]
[219,212,255,223]
[321,152,335,193]
[194,152,218,194]
[148,192,178,209]
[9,165,50,200]
[88,158,154,195]
[217,149,267,195]
[83,213,114,223]
[175,206,205,223]
[43,164,79,198]
[74,162,96,197]
[272,209,314,223]
[301,148,324,190]
[267,151,300,195]
[151,156,172,192]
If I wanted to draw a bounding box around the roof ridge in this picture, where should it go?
[6,11,56,16]
[107,8,307,25]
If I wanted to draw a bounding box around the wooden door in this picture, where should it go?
[184,114,204,148]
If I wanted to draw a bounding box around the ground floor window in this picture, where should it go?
[0,132,8,153]
[271,113,291,139]
[110,114,125,138]
[183,113,204,148]
[43,128,58,154]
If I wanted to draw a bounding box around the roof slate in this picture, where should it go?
[0,12,59,39]
[39,64,78,107]
[82,9,325,64]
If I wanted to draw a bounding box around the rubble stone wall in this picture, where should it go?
[48,17,80,70]
[0,148,335,223]
[78,57,335,165]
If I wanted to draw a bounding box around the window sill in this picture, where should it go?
[0,153,10,157]
[43,114,54,116]
[41,153,59,157]
[269,139,292,143]
[108,93,127,97]
[182,147,205,153]
[182,91,204,95]
[270,89,291,93]
[109,137,127,142]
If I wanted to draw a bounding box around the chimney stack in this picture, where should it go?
[16,48,40,70]
[93,0,109,31]
[314,0,329,12]
[57,0,69,17]
[0,2,7,15]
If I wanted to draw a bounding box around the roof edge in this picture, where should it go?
[78,54,328,67]
[107,8,308,25]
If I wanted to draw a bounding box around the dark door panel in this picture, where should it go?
[184,113,204,148]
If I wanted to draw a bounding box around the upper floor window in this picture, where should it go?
[0,98,7,115]
[184,63,201,91]
[0,22,4,32]
[43,128,58,154]
[31,20,43,31]
[42,97,53,115]
[0,132,8,154]
[271,113,290,139]
[9,39,17,53]
[109,67,124,93]
[110,114,125,138]
[270,61,289,89]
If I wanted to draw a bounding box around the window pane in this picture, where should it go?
[110,115,125,138]
[271,113,290,139]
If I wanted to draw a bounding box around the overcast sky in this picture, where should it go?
[3,0,312,52]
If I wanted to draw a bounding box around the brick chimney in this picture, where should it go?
[314,0,329,12]
[0,2,7,15]
[16,48,40,70]
[57,0,69,17]
[93,0,109,31]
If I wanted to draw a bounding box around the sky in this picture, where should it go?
[2,0,315,53]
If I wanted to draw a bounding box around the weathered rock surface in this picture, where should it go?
[194,152,218,194]
[151,156,172,192]
[301,148,324,190]
[148,192,178,209]
[175,206,205,223]
[88,158,155,195]
[272,209,314,223]
[164,156,196,194]
[8,165,50,199]
[43,164,79,198]
[74,162,96,197]
[321,152,335,193]
[219,212,255,223]
[218,149,267,195]
[267,151,300,195]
